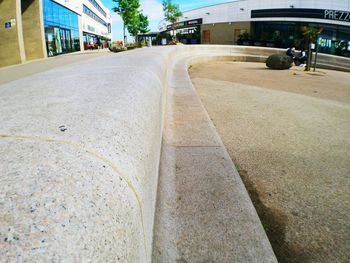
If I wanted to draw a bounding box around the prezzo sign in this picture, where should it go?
[251,8,350,23]
[324,10,350,22]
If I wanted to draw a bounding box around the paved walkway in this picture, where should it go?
[0,49,111,85]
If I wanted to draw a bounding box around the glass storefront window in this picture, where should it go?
[43,0,80,56]
[252,21,350,57]
[83,32,111,50]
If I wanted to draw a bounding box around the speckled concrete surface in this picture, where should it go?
[0,49,112,85]
[0,138,141,261]
[0,48,170,261]
[190,62,350,262]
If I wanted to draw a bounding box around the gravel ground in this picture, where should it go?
[189,62,350,263]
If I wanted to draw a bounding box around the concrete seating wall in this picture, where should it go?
[0,49,174,261]
[0,45,348,262]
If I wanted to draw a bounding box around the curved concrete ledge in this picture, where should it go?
[153,53,277,262]
[0,49,171,262]
[314,53,350,72]
[0,45,348,262]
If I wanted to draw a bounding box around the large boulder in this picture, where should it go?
[266,54,293,70]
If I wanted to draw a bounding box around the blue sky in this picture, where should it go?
[102,0,231,40]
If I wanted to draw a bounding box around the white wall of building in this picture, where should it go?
[82,0,112,39]
[245,0,350,10]
[52,0,112,39]
[182,0,350,26]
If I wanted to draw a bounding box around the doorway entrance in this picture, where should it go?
[45,27,73,56]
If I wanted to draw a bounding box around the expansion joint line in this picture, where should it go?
[0,133,148,259]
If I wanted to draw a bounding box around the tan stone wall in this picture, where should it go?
[0,0,22,67]
[201,22,251,45]
[22,0,45,61]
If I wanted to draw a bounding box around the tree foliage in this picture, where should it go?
[162,0,182,41]
[126,11,149,39]
[302,26,323,43]
[138,12,149,34]
[112,0,140,43]
[126,13,140,38]
[112,0,140,24]
[113,0,149,42]
[162,0,182,24]
[302,26,323,71]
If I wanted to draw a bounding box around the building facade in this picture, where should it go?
[0,0,112,68]
[81,0,112,50]
[163,0,350,57]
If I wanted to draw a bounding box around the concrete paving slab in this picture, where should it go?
[164,88,222,147]
[153,144,277,263]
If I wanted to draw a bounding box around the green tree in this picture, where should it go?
[162,0,182,42]
[138,12,149,34]
[127,13,140,40]
[112,0,140,45]
[126,11,149,43]
[302,26,323,71]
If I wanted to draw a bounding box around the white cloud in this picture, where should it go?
[140,0,164,22]
[111,12,125,40]
[140,0,165,32]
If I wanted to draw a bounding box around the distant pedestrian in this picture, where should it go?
[89,37,94,50]
[48,46,54,57]
[286,46,296,60]
[297,49,307,67]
